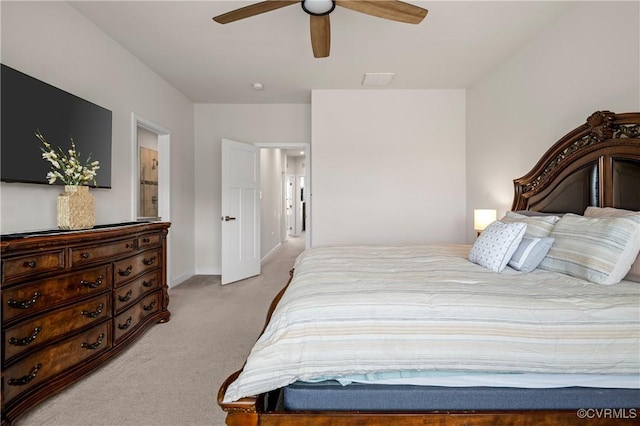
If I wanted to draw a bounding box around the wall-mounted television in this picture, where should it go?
[1,64,112,188]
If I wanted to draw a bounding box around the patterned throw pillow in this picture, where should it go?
[539,213,640,285]
[468,221,527,272]
[500,211,560,238]
[508,237,555,272]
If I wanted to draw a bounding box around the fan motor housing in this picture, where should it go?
[301,0,336,16]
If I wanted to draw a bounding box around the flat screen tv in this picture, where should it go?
[1,64,112,188]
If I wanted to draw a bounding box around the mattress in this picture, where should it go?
[223,244,640,403]
[283,381,640,411]
[319,371,640,388]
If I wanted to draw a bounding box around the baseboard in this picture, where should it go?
[170,272,195,288]
[195,267,221,275]
[261,242,282,264]
[188,244,282,281]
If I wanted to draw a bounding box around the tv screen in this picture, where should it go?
[1,64,112,188]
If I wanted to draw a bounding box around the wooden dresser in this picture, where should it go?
[1,221,171,426]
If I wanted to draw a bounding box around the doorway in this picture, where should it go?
[257,143,310,250]
[132,114,172,283]
[138,130,159,219]
[285,157,306,238]
[131,113,170,222]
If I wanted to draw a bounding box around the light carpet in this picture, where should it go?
[15,236,306,426]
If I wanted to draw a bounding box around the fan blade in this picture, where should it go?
[310,15,331,58]
[335,0,427,24]
[213,1,298,24]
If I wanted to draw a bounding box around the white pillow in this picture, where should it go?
[583,206,640,283]
[508,237,555,272]
[584,206,637,217]
[500,211,560,238]
[539,213,640,285]
[468,221,527,272]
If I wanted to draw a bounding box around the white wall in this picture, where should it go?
[312,90,467,246]
[287,156,306,177]
[0,1,196,286]
[194,104,311,274]
[137,127,158,150]
[260,148,286,260]
[466,1,640,243]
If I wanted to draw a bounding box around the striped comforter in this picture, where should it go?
[223,245,640,402]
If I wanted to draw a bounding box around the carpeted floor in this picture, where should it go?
[14,236,306,426]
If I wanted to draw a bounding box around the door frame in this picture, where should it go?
[255,142,311,249]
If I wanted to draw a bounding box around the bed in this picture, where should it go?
[217,110,640,425]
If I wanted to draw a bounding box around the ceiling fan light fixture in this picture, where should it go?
[301,0,335,16]
[213,1,428,59]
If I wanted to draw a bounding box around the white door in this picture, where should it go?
[221,139,261,285]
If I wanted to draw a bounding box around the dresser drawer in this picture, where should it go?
[113,249,161,286]
[138,232,161,249]
[114,292,160,343]
[114,270,161,313]
[2,322,111,404]
[2,250,65,284]
[3,293,111,362]
[2,266,110,323]
[70,238,136,266]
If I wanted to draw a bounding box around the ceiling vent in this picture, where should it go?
[362,72,396,87]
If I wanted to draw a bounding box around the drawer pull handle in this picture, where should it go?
[118,316,133,330]
[80,275,104,289]
[7,291,42,309]
[81,252,90,259]
[81,303,104,319]
[142,256,157,266]
[118,290,133,302]
[142,277,157,288]
[118,265,133,276]
[143,300,157,311]
[9,326,42,346]
[8,363,42,386]
[126,242,133,249]
[142,237,151,243]
[81,333,105,350]
[25,260,37,269]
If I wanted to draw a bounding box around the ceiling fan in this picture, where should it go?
[213,0,428,58]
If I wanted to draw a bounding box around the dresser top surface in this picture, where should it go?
[1,221,170,251]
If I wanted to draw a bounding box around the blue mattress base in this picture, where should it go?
[283,381,640,411]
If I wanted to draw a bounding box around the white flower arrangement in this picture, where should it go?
[36,130,100,186]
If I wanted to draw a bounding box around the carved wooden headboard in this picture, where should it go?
[512,111,640,214]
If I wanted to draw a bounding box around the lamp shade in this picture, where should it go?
[474,209,497,231]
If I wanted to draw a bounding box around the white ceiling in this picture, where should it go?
[70,1,572,104]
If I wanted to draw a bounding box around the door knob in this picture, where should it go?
[223,216,236,221]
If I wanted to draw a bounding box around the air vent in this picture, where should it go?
[362,72,396,87]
